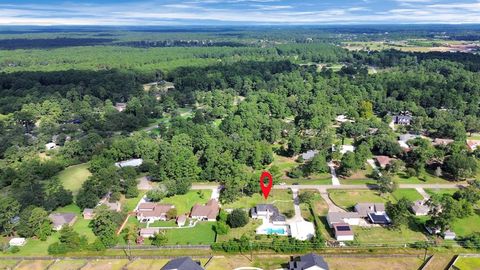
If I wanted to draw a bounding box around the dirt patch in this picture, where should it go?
[82,260,129,270]
[15,260,53,270]
[423,255,454,270]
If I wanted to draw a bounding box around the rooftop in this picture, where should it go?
[114,158,143,168]
[190,199,219,220]
[161,257,205,270]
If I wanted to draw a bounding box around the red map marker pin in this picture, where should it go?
[260,171,273,199]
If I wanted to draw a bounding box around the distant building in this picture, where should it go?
[335,115,354,124]
[467,140,480,151]
[102,201,122,212]
[374,155,393,169]
[432,138,454,147]
[251,204,286,225]
[139,228,160,238]
[176,214,187,227]
[300,150,318,161]
[287,253,330,270]
[83,208,95,220]
[114,103,127,112]
[190,199,219,221]
[326,212,362,228]
[333,223,354,241]
[411,200,430,216]
[444,230,456,240]
[49,213,77,231]
[137,202,175,223]
[393,111,412,125]
[339,145,355,154]
[161,257,205,270]
[45,142,57,150]
[354,203,391,225]
[9,238,26,247]
[114,158,143,168]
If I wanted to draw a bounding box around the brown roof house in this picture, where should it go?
[82,208,95,220]
[190,199,219,221]
[136,203,175,223]
[467,140,480,151]
[49,213,77,231]
[139,228,160,238]
[374,156,393,169]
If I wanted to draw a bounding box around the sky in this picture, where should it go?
[0,0,479,25]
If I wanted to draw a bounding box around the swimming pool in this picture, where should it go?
[264,227,286,235]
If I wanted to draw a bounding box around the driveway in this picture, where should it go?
[328,161,340,186]
[318,188,346,213]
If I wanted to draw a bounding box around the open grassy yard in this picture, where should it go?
[58,163,91,194]
[451,211,480,237]
[123,191,147,212]
[164,222,216,245]
[271,154,297,179]
[15,260,53,270]
[161,190,212,215]
[393,172,450,184]
[54,204,97,242]
[9,233,60,256]
[82,259,129,270]
[283,175,332,185]
[392,189,424,201]
[148,220,177,227]
[329,190,393,210]
[49,260,87,270]
[424,188,458,197]
[454,256,480,270]
[223,189,293,214]
[324,256,424,270]
[353,226,427,244]
[217,219,262,241]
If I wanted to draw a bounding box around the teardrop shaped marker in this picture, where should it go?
[260,171,273,199]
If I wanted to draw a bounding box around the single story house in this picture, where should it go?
[335,115,354,124]
[392,111,412,125]
[114,102,127,112]
[326,212,362,228]
[467,140,480,151]
[287,253,330,270]
[333,223,354,241]
[251,204,287,225]
[355,203,391,225]
[45,142,57,150]
[374,155,393,169]
[300,150,318,161]
[444,230,456,240]
[137,202,175,223]
[114,158,143,168]
[432,138,454,146]
[9,238,26,247]
[190,199,220,221]
[139,228,160,238]
[411,200,430,216]
[83,208,95,220]
[177,214,187,227]
[161,257,205,270]
[339,145,355,155]
[49,213,77,231]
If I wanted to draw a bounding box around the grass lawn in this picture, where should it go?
[164,222,216,245]
[424,188,458,197]
[339,178,377,185]
[6,233,59,256]
[123,191,147,212]
[148,220,177,227]
[451,211,480,237]
[270,154,297,179]
[82,259,129,270]
[454,257,480,270]
[345,166,374,180]
[0,260,19,269]
[161,190,212,215]
[324,256,424,270]
[58,163,91,195]
[392,189,424,201]
[329,190,394,210]
[223,190,293,214]
[353,226,427,244]
[283,174,332,185]
[393,172,450,184]
[217,219,262,242]
[49,260,87,270]
[15,260,54,270]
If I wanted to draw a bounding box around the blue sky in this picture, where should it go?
[0,0,479,25]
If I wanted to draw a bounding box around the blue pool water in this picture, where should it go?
[265,228,286,235]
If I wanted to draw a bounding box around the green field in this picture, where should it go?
[353,226,427,244]
[49,260,87,270]
[451,211,480,237]
[217,219,262,241]
[392,189,424,201]
[223,190,293,214]
[58,163,91,194]
[454,257,480,270]
[161,190,212,215]
[164,222,216,244]
[329,190,393,210]
[424,188,458,197]
[393,172,450,184]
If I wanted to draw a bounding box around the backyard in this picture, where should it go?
[58,163,91,194]
[391,189,424,201]
[223,189,293,214]
[454,256,480,270]
[353,225,428,244]
[163,222,216,245]
[451,211,480,237]
[161,189,212,215]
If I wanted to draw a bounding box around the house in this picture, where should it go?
[411,200,430,216]
[83,208,95,220]
[9,238,26,247]
[49,213,77,231]
[190,199,219,221]
[287,253,330,270]
[374,155,393,169]
[114,158,143,168]
[339,145,355,154]
[326,212,362,228]
[444,230,456,240]
[161,257,205,270]
[177,214,187,227]
[251,204,287,225]
[139,228,160,238]
[355,203,391,224]
[432,138,454,146]
[114,102,127,112]
[136,203,174,223]
[335,115,354,124]
[467,140,480,151]
[300,150,318,161]
[393,111,412,125]
[333,223,355,241]
[45,142,57,150]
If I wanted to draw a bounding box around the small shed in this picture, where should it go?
[83,208,95,220]
[444,230,456,240]
[9,238,26,247]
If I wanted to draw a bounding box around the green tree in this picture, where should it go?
[386,198,411,229]
[227,209,249,228]
[0,197,20,236]
[151,232,168,246]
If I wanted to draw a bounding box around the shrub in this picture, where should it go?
[227,209,249,228]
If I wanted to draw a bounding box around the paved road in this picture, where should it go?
[328,161,340,186]
[274,183,465,190]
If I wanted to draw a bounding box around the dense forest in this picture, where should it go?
[0,27,479,251]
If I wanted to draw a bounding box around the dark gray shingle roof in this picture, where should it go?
[161,257,204,270]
